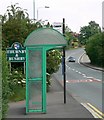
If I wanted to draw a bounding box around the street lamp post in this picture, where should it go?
[33,0,35,20]
[37,6,50,20]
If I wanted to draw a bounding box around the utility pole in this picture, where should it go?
[33,0,35,20]
[62,18,66,104]
[102,1,104,31]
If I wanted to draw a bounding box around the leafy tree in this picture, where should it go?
[79,21,101,45]
[65,31,73,45]
[64,26,79,48]
[64,26,73,46]
[2,3,29,22]
[2,3,28,49]
[2,3,41,50]
[85,32,104,67]
[47,49,62,74]
[46,49,62,91]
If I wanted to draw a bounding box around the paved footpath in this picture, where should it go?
[7,74,94,118]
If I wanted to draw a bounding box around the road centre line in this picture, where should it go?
[66,64,88,77]
[66,64,70,69]
[82,74,86,76]
[66,64,101,82]
[78,72,81,74]
[83,75,87,78]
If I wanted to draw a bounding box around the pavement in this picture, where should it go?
[6,53,101,119]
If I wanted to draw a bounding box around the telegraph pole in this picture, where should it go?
[33,0,35,20]
[62,18,66,104]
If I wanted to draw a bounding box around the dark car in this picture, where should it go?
[68,56,76,62]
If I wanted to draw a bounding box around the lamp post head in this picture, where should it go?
[45,6,50,8]
[37,6,50,20]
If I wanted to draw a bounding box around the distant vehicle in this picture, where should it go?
[68,56,76,62]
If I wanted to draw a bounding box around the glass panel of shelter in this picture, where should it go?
[27,48,43,112]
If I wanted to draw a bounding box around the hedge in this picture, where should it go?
[85,32,104,67]
[2,51,10,118]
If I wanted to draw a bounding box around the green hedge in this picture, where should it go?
[2,51,10,118]
[85,32,104,67]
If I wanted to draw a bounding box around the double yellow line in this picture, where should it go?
[87,103,104,119]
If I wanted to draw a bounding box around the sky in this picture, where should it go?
[0,0,103,32]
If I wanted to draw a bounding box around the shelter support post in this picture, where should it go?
[42,48,47,113]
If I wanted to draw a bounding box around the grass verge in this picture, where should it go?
[9,85,25,102]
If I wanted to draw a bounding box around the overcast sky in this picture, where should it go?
[0,0,103,32]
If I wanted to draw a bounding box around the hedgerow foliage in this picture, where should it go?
[47,49,62,74]
[2,51,10,118]
[85,32,104,67]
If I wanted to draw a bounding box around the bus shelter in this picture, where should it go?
[24,28,67,114]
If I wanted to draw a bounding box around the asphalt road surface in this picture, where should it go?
[55,48,103,117]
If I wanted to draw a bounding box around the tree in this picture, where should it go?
[47,49,62,74]
[79,21,101,45]
[46,49,62,91]
[2,3,41,50]
[85,32,104,67]
[2,3,28,49]
[64,26,73,46]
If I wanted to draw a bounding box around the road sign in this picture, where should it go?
[6,42,26,62]
[52,22,63,34]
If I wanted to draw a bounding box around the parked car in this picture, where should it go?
[68,56,76,62]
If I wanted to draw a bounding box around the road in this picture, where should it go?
[55,48,103,117]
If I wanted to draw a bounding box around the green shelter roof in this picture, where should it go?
[24,28,67,47]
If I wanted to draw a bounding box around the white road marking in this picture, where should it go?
[86,77,94,79]
[78,52,85,64]
[66,62,101,83]
[82,74,86,76]
[65,64,69,68]
[66,79,102,84]
[83,75,87,78]
[85,80,88,82]
[78,72,81,74]
[89,79,93,82]
[95,79,101,82]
